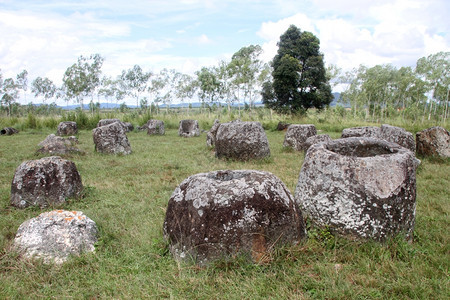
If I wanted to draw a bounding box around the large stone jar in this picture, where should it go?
[11,156,83,208]
[295,137,420,241]
[13,210,98,264]
[215,121,270,160]
[164,170,307,265]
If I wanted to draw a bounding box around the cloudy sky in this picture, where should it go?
[0,0,449,104]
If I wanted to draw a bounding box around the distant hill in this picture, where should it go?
[53,93,343,110]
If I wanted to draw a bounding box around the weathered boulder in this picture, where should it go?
[416,126,450,158]
[341,125,415,152]
[178,119,200,137]
[1,127,19,135]
[206,119,220,147]
[97,119,133,132]
[276,122,291,131]
[10,156,83,208]
[13,210,98,264]
[57,121,78,136]
[283,124,317,151]
[37,134,81,155]
[215,121,270,160]
[123,122,134,132]
[341,126,380,138]
[146,119,165,135]
[92,122,132,155]
[304,134,332,150]
[164,170,307,265]
[295,137,420,241]
[380,124,415,153]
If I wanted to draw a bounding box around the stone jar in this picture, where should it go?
[92,122,132,155]
[283,124,317,151]
[164,170,307,265]
[178,119,200,137]
[295,137,420,241]
[11,156,83,208]
[13,210,98,264]
[215,121,270,160]
[57,121,78,136]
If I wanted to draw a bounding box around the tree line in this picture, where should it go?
[339,51,449,123]
[1,25,449,123]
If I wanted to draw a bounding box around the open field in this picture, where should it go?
[0,117,449,299]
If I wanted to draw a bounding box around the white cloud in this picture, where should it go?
[257,0,450,71]
[197,34,212,45]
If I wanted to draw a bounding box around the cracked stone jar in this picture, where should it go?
[163,170,306,265]
[295,137,420,241]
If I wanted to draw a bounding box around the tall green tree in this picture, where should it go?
[229,45,264,112]
[62,54,104,109]
[416,51,450,121]
[1,77,19,116]
[262,25,333,113]
[31,77,56,104]
[120,65,152,108]
[195,66,221,110]
[16,70,28,103]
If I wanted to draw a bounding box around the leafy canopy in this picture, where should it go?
[262,25,333,113]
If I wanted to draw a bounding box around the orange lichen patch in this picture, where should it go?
[77,216,85,220]
[64,217,74,222]
[72,211,77,215]
[57,210,63,213]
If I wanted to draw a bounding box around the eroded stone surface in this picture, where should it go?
[57,121,78,136]
[13,210,98,264]
[295,137,420,241]
[416,126,450,158]
[215,121,270,160]
[97,119,133,132]
[283,124,317,151]
[1,127,19,135]
[304,134,332,150]
[178,119,200,137]
[11,156,83,208]
[206,119,220,147]
[37,134,81,155]
[341,125,415,152]
[341,126,380,138]
[164,170,306,265]
[380,124,415,153]
[92,122,132,155]
[146,119,165,135]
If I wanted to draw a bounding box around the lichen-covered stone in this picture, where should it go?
[92,122,132,155]
[178,119,200,137]
[215,121,270,160]
[164,170,307,265]
[304,134,332,150]
[295,137,420,241]
[57,121,78,136]
[146,119,165,135]
[11,156,83,208]
[206,119,220,147]
[97,119,133,132]
[416,126,450,158]
[380,124,415,153]
[13,210,98,264]
[341,125,415,152]
[283,124,317,151]
[1,127,19,135]
[341,126,380,138]
[37,134,81,155]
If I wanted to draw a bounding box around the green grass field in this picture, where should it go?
[0,120,449,299]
